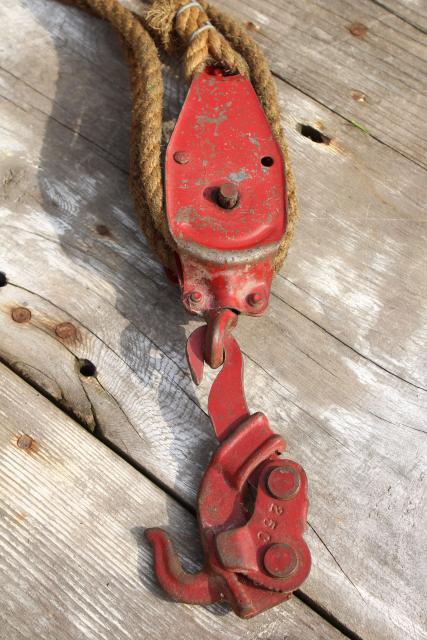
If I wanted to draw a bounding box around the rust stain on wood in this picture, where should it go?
[15,433,38,453]
[348,22,368,37]
[11,307,31,323]
[55,322,78,340]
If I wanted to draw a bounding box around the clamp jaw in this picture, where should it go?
[146,67,311,617]
[146,327,310,617]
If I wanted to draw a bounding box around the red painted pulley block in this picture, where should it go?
[166,67,287,317]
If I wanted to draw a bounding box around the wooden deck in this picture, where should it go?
[0,0,426,638]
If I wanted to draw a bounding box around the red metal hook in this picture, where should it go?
[186,314,247,441]
[204,308,238,370]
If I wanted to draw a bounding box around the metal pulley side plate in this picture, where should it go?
[165,67,287,316]
[166,68,287,252]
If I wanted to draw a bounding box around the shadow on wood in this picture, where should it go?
[22,1,218,605]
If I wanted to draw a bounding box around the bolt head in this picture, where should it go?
[217,182,239,209]
[267,465,301,500]
[263,543,298,578]
[173,151,190,165]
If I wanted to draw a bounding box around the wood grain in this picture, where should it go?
[0,363,346,640]
[373,0,427,32]
[0,1,426,640]
[208,0,427,166]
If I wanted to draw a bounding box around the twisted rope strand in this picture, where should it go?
[145,0,248,79]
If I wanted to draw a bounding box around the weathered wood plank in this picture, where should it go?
[2,277,425,639]
[373,0,427,32]
[1,2,426,640]
[0,362,346,639]
[206,0,427,166]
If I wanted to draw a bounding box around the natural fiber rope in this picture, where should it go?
[57,0,298,272]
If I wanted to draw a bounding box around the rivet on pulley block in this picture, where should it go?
[173,150,190,164]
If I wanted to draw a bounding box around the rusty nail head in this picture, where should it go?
[263,543,298,578]
[351,90,367,103]
[217,183,239,209]
[267,465,301,500]
[55,322,77,339]
[189,291,202,303]
[348,22,368,37]
[11,307,31,323]
[245,21,260,32]
[174,151,190,165]
[247,292,264,307]
[17,434,34,450]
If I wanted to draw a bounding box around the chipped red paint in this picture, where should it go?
[166,67,287,317]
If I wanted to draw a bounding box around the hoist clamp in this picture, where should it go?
[146,67,311,618]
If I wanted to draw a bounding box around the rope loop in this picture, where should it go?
[145,0,248,79]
